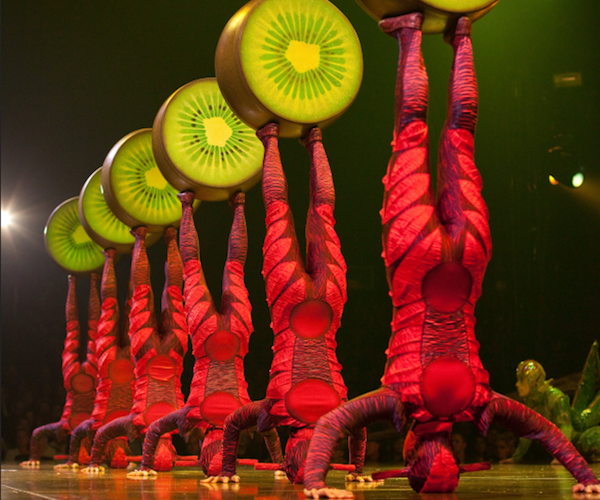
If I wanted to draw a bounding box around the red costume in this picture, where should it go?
[132,191,282,477]
[59,249,135,468]
[23,274,99,465]
[83,227,187,472]
[303,14,600,495]
[216,126,366,484]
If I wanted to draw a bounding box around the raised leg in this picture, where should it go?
[437,17,490,261]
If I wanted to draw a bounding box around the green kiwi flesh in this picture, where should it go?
[45,197,105,276]
[355,0,500,34]
[216,0,363,138]
[153,78,265,201]
[101,129,198,232]
[79,167,162,253]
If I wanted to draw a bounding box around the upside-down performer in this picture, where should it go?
[21,274,100,468]
[204,125,367,485]
[55,249,135,470]
[128,191,283,479]
[81,227,188,474]
[303,14,600,498]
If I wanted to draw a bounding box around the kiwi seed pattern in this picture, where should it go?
[165,80,263,188]
[45,197,104,274]
[241,0,362,123]
[111,130,182,227]
[81,168,137,247]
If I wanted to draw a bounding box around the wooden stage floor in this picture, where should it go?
[3,462,600,500]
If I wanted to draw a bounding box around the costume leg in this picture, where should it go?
[437,18,491,261]
[302,128,346,296]
[85,272,100,371]
[284,426,313,484]
[304,387,406,491]
[257,123,304,302]
[378,13,435,293]
[474,392,598,487]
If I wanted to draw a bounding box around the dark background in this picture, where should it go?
[2,0,599,436]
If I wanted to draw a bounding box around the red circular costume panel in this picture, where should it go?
[290,300,333,339]
[104,409,130,424]
[71,373,95,393]
[147,355,177,381]
[205,330,241,362]
[285,379,341,424]
[421,357,475,417]
[144,402,178,426]
[421,262,473,313]
[108,359,135,384]
[200,392,242,427]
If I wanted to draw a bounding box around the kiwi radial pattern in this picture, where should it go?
[101,129,198,232]
[355,0,500,34]
[79,167,161,254]
[216,0,363,138]
[153,78,265,202]
[45,197,105,276]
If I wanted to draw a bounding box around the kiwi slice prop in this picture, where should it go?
[153,78,264,201]
[215,0,363,138]
[79,167,162,253]
[101,129,199,232]
[356,0,500,34]
[44,197,105,276]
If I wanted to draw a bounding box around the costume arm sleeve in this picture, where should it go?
[348,427,367,474]
[89,415,132,467]
[28,422,63,461]
[475,392,599,486]
[140,409,183,471]
[304,388,406,490]
[221,402,262,477]
[68,419,93,464]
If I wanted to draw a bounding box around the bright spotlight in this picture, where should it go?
[571,172,585,188]
[1,210,13,228]
[548,175,560,186]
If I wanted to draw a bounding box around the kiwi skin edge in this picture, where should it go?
[44,197,105,277]
[152,78,263,202]
[215,0,359,139]
[355,0,500,34]
[78,167,161,254]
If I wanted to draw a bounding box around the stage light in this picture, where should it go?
[1,210,13,228]
[571,172,585,188]
[549,175,559,186]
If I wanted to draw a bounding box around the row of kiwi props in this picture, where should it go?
[44,0,367,278]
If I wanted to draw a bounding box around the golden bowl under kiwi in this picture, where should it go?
[216,0,364,139]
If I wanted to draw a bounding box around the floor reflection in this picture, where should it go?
[2,462,600,500]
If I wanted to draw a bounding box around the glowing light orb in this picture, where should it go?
[548,175,559,186]
[1,210,12,227]
[572,172,585,188]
